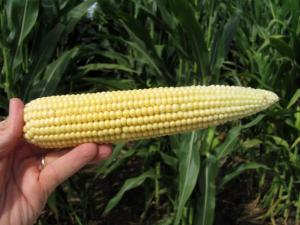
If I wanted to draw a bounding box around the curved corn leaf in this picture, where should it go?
[287,88,300,109]
[242,114,265,129]
[270,35,295,59]
[65,0,96,34]
[215,126,241,160]
[28,47,79,99]
[103,169,156,214]
[218,162,269,190]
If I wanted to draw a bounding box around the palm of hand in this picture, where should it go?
[0,142,46,225]
[0,99,112,225]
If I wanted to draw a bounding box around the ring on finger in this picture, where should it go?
[40,155,46,170]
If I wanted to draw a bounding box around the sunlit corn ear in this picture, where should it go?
[23,85,279,149]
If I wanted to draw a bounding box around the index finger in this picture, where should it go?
[39,143,112,194]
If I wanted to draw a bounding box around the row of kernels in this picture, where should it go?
[122,116,224,133]
[25,95,263,119]
[25,96,185,114]
[34,136,116,148]
[26,113,119,127]
[37,134,118,147]
[32,128,122,141]
[26,103,257,132]
[25,85,263,111]
[25,101,212,120]
[30,115,226,143]
[27,119,125,135]
[29,121,225,148]
[26,106,246,131]
[27,100,257,119]
[26,104,181,122]
[28,113,228,141]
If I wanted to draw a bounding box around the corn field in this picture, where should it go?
[0,0,299,225]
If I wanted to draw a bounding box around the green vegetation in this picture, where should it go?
[0,0,299,224]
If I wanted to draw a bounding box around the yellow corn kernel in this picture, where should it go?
[23,85,278,148]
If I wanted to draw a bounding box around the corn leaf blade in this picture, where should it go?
[218,162,269,190]
[194,154,218,225]
[28,47,79,99]
[174,131,201,225]
[103,169,156,214]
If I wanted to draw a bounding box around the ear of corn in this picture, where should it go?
[23,85,278,149]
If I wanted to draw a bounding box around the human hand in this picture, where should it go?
[0,99,112,225]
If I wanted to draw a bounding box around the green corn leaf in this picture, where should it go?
[28,47,79,99]
[16,0,39,46]
[296,193,300,223]
[159,151,178,170]
[41,0,59,24]
[26,0,95,92]
[194,154,218,225]
[219,162,269,190]
[102,2,167,70]
[24,23,66,100]
[291,136,300,149]
[270,135,290,149]
[30,23,65,77]
[215,126,241,160]
[5,0,19,41]
[95,148,137,179]
[64,0,96,34]
[242,114,265,129]
[4,0,39,85]
[40,47,79,96]
[215,115,264,157]
[210,13,240,75]
[73,213,84,225]
[242,139,262,149]
[287,88,300,109]
[168,0,209,77]
[174,131,201,225]
[98,50,131,66]
[47,192,58,220]
[94,143,128,178]
[269,35,295,59]
[103,169,156,214]
[295,107,300,129]
[156,214,174,225]
[80,63,137,74]
[83,77,136,90]
[126,41,163,78]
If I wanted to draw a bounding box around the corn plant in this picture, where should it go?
[227,0,300,223]
[0,0,96,103]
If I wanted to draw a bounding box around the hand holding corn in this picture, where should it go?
[0,99,112,225]
[23,85,279,149]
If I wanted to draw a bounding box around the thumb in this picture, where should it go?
[0,98,24,156]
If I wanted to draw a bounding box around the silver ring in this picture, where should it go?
[40,156,46,170]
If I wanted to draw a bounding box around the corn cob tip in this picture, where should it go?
[262,90,279,107]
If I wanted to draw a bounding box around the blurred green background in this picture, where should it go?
[0,0,299,224]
